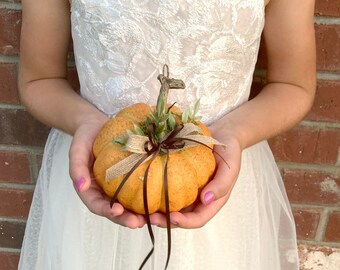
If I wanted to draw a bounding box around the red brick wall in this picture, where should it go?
[0,0,339,269]
[259,1,340,268]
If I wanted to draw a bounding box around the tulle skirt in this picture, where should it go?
[19,129,299,270]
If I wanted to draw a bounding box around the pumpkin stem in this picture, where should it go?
[156,64,185,115]
[154,65,185,140]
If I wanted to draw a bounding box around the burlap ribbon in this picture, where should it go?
[105,122,225,182]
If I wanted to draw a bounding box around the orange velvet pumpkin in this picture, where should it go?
[93,65,216,214]
[92,103,216,214]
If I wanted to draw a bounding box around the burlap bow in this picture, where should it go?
[105,122,225,182]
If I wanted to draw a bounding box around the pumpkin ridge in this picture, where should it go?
[159,152,199,212]
[118,156,165,214]
[180,146,216,189]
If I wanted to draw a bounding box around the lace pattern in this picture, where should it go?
[71,0,264,124]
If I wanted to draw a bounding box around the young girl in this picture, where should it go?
[18,0,316,269]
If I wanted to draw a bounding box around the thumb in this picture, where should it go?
[200,161,232,205]
[69,132,94,192]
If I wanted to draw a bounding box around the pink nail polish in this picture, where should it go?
[204,191,215,205]
[75,177,85,191]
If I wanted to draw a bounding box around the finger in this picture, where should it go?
[170,195,229,229]
[149,213,178,229]
[149,212,163,226]
[88,199,145,228]
[78,185,146,228]
[200,159,232,205]
[112,211,146,229]
[69,132,93,192]
[149,212,174,228]
[201,142,241,205]
[77,180,124,216]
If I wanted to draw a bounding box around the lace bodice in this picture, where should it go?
[71,0,265,125]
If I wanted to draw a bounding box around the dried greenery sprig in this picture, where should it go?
[181,99,202,124]
[115,65,202,146]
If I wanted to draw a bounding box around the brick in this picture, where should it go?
[299,245,340,270]
[0,9,21,56]
[35,153,43,173]
[251,79,340,122]
[284,170,340,206]
[269,126,340,165]
[67,68,80,92]
[306,80,340,122]
[0,108,50,147]
[293,208,321,240]
[0,150,31,183]
[0,252,20,270]
[250,79,340,122]
[0,221,25,249]
[0,63,19,104]
[68,43,75,61]
[315,24,340,72]
[324,211,340,242]
[256,24,340,72]
[255,39,267,69]
[250,79,265,100]
[0,188,33,218]
[315,0,340,17]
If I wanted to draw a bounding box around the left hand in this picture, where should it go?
[150,124,242,228]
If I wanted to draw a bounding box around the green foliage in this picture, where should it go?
[133,124,144,136]
[168,113,176,130]
[114,130,132,146]
[115,98,202,146]
[181,99,202,124]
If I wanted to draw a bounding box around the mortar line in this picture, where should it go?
[299,120,340,129]
[298,239,340,248]
[0,103,24,110]
[253,69,266,77]
[254,70,340,81]
[315,208,330,242]
[0,55,19,63]
[0,182,35,190]
[0,217,26,223]
[315,16,340,25]
[67,60,76,67]
[0,2,21,10]
[317,72,340,81]
[290,204,340,211]
[336,148,340,167]
[0,247,21,253]
[0,144,44,153]
[277,162,340,175]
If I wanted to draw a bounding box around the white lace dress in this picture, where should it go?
[19,0,300,269]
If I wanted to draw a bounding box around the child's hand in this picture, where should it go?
[69,116,146,229]
[150,127,242,229]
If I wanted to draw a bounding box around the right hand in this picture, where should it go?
[68,114,146,229]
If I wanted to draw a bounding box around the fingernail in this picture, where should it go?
[75,177,85,191]
[171,219,178,225]
[204,191,215,205]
